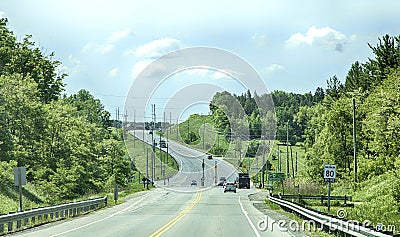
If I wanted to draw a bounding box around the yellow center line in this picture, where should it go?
[149,192,202,237]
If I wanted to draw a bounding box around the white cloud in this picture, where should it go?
[261,64,285,77]
[211,70,230,79]
[135,38,181,58]
[131,61,151,78]
[285,26,347,51]
[57,55,81,75]
[251,33,267,47]
[266,64,285,73]
[82,43,114,54]
[108,27,133,43]
[0,11,6,18]
[186,68,209,76]
[108,68,119,78]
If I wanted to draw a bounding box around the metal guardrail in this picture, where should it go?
[0,196,107,235]
[279,194,352,204]
[269,195,396,237]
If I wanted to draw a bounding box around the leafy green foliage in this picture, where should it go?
[0,19,65,103]
[0,20,131,206]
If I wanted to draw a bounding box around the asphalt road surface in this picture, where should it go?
[13,188,297,237]
[11,130,299,237]
[133,130,238,192]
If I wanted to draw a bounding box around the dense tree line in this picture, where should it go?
[208,33,400,202]
[209,87,325,147]
[0,19,130,201]
[297,34,400,187]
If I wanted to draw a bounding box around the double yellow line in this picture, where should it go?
[149,192,202,237]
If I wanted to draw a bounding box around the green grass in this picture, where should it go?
[124,133,179,181]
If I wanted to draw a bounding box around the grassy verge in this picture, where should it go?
[124,133,179,181]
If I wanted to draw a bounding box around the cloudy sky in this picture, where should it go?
[1,0,399,121]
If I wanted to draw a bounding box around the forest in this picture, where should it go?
[0,18,131,202]
[208,33,400,196]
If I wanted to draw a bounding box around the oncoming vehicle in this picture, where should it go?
[191,180,197,185]
[224,182,236,193]
[218,176,226,186]
[160,140,167,148]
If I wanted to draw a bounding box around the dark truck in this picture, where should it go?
[238,173,250,189]
[159,140,167,148]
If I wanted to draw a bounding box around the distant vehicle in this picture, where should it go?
[160,140,167,148]
[218,177,226,186]
[238,173,250,189]
[191,180,197,185]
[207,154,213,159]
[141,178,154,185]
[224,182,236,193]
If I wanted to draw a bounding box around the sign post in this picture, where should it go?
[13,167,26,212]
[268,173,285,194]
[324,164,336,212]
[214,161,217,185]
[201,159,205,187]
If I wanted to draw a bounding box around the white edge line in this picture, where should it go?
[238,196,261,237]
[50,193,151,237]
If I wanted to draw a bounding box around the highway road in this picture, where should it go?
[11,130,301,237]
[13,188,297,237]
[133,130,238,192]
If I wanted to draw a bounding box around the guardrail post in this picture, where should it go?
[321,194,324,205]
[298,193,302,202]
[16,219,21,229]
[0,223,3,233]
[104,196,108,206]
[8,221,12,232]
[344,195,347,205]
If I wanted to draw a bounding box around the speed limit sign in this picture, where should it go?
[324,164,336,182]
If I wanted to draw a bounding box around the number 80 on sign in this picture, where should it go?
[324,164,336,182]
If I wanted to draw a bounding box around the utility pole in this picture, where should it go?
[151,104,156,182]
[202,159,205,187]
[214,160,218,185]
[291,145,294,179]
[286,121,289,176]
[261,139,265,188]
[159,130,162,177]
[202,116,205,150]
[143,112,145,152]
[133,109,136,148]
[169,112,172,140]
[146,148,149,189]
[352,98,358,183]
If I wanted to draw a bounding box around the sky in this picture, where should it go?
[1,0,399,121]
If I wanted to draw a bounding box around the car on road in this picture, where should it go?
[141,178,154,185]
[160,140,167,148]
[224,182,236,193]
[217,176,226,186]
[191,180,197,185]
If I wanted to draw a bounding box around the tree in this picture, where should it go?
[365,34,400,87]
[313,87,325,104]
[0,74,44,168]
[0,19,65,103]
[66,89,111,129]
[359,68,400,179]
[344,61,367,92]
[326,75,344,100]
